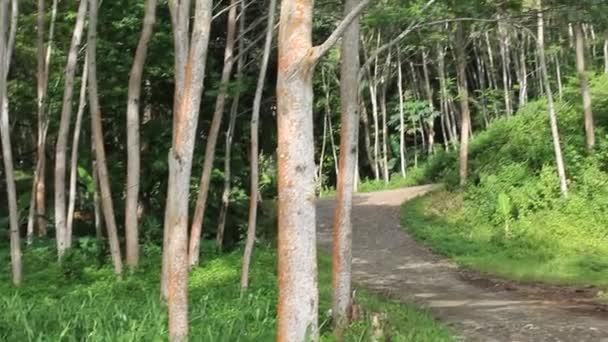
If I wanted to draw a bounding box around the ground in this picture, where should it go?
[316,186,608,342]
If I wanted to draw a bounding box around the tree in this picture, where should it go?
[275,0,371,339]
[573,22,595,151]
[332,0,361,334]
[88,0,123,276]
[125,0,158,269]
[0,0,21,286]
[54,0,88,259]
[241,0,277,292]
[537,0,568,196]
[161,0,213,339]
[455,22,471,187]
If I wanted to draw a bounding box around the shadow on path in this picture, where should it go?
[316,186,608,342]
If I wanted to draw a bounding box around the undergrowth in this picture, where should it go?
[0,240,451,341]
[400,73,608,288]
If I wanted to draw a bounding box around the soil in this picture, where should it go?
[316,185,608,342]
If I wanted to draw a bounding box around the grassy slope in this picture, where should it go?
[0,242,451,341]
[399,74,608,288]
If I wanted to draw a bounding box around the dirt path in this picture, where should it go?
[316,186,608,342]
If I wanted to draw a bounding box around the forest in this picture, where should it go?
[2,0,608,341]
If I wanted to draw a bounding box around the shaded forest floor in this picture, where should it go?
[317,186,608,341]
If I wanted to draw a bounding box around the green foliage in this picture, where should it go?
[0,243,451,341]
[400,74,608,287]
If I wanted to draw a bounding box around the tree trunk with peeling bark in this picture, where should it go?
[1,0,21,286]
[332,0,360,334]
[125,0,157,269]
[87,0,123,276]
[54,0,88,259]
[241,0,276,292]
[276,0,371,339]
[188,0,238,268]
[537,0,568,197]
[574,22,595,151]
[162,0,213,339]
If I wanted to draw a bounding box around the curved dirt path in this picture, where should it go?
[316,186,608,342]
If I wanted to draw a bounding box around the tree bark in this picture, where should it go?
[163,0,213,340]
[422,50,435,155]
[498,17,512,116]
[455,23,471,187]
[0,0,21,286]
[537,0,568,197]
[332,0,360,334]
[397,53,407,177]
[125,0,157,269]
[240,0,276,292]
[188,0,238,267]
[574,22,595,151]
[54,0,88,258]
[66,54,88,242]
[380,50,391,183]
[275,0,371,339]
[217,2,246,252]
[28,0,58,243]
[88,0,123,276]
[603,34,608,74]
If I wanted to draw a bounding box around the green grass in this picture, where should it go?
[402,190,608,288]
[0,241,452,341]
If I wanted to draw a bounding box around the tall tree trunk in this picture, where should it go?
[0,0,21,286]
[54,0,88,259]
[474,42,490,127]
[217,3,246,252]
[188,0,238,267]
[92,158,103,242]
[397,53,407,177]
[66,54,88,241]
[553,54,562,101]
[603,33,608,74]
[455,23,471,187]
[317,113,329,188]
[518,36,528,108]
[422,50,435,155]
[163,1,213,339]
[332,0,360,333]
[275,0,370,339]
[537,0,568,197]
[359,98,375,171]
[574,22,595,151]
[322,67,339,178]
[87,0,123,276]
[498,17,512,116]
[240,0,276,291]
[28,0,58,242]
[125,0,157,269]
[379,60,390,184]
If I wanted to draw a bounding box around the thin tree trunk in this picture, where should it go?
[28,0,58,243]
[54,0,88,259]
[0,0,21,286]
[332,0,360,333]
[397,53,406,177]
[574,22,595,151]
[422,50,435,155]
[380,55,391,184]
[474,42,490,127]
[275,0,371,339]
[537,0,568,196]
[317,114,328,188]
[125,0,157,269]
[499,17,512,116]
[554,54,562,101]
[322,67,339,178]
[217,3,246,252]
[163,1,213,339]
[188,0,238,268]
[518,36,528,108]
[603,34,608,74]
[456,23,471,187]
[359,98,375,171]
[88,0,123,276]
[92,158,103,241]
[66,54,88,241]
[240,0,276,291]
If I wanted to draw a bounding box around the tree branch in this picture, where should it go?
[311,0,374,61]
